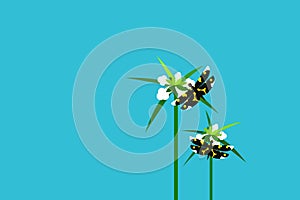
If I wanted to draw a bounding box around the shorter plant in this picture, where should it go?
[184,111,245,200]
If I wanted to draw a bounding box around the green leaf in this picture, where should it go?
[146,100,167,131]
[220,140,246,162]
[184,130,206,134]
[212,135,219,141]
[175,85,187,91]
[168,86,178,98]
[199,97,218,113]
[204,135,210,143]
[215,122,240,133]
[205,111,211,126]
[183,66,203,80]
[128,77,159,84]
[157,57,174,80]
[184,152,196,165]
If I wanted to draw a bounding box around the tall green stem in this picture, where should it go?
[174,96,178,200]
[209,157,213,200]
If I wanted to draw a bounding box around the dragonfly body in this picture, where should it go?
[172,66,215,110]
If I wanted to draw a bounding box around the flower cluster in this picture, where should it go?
[200,123,227,142]
[156,72,195,101]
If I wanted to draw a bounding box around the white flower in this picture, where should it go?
[157,75,168,86]
[189,123,228,145]
[156,72,193,101]
[156,71,197,102]
[156,88,170,100]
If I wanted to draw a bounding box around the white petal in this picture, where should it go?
[212,140,220,146]
[204,66,210,71]
[229,145,234,149]
[156,88,170,100]
[220,157,226,160]
[186,106,192,110]
[196,134,206,140]
[171,100,176,106]
[184,78,195,87]
[218,131,227,140]
[189,136,195,141]
[174,72,182,81]
[157,75,168,86]
[212,124,219,131]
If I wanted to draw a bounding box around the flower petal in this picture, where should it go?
[174,72,182,81]
[212,140,220,146]
[156,88,170,100]
[218,131,227,140]
[184,78,195,87]
[171,100,177,106]
[157,75,168,86]
[212,124,219,131]
[196,134,206,140]
[204,66,210,71]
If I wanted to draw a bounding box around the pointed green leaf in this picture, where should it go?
[220,140,246,162]
[184,152,196,165]
[128,77,159,84]
[212,135,219,141]
[146,100,167,131]
[175,85,187,91]
[168,86,178,98]
[205,111,211,126]
[199,97,218,113]
[184,130,206,134]
[204,135,211,143]
[215,122,240,133]
[157,57,174,80]
[183,66,203,80]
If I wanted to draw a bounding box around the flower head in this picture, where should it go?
[156,71,195,101]
[195,123,228,143]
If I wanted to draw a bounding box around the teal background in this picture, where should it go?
[1,1,299,200]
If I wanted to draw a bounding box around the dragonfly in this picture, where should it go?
[172,66,215,110]
[190,136,234,159]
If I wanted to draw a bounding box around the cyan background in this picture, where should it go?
[1,1,299,199]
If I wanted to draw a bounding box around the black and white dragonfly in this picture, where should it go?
[190,136,234,159]
[172,66,215,110]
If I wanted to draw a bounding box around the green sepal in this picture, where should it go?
[157,57,174,81]
[146,100,167,131]
[220,140,246,162]
[128,77,159,84]
[199,97,218,113]
[184,152,196,165]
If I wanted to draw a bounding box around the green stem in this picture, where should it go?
[174,96,178,200]
[209,157,213,200]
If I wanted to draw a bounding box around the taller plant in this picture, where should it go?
[130,58,216,200]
